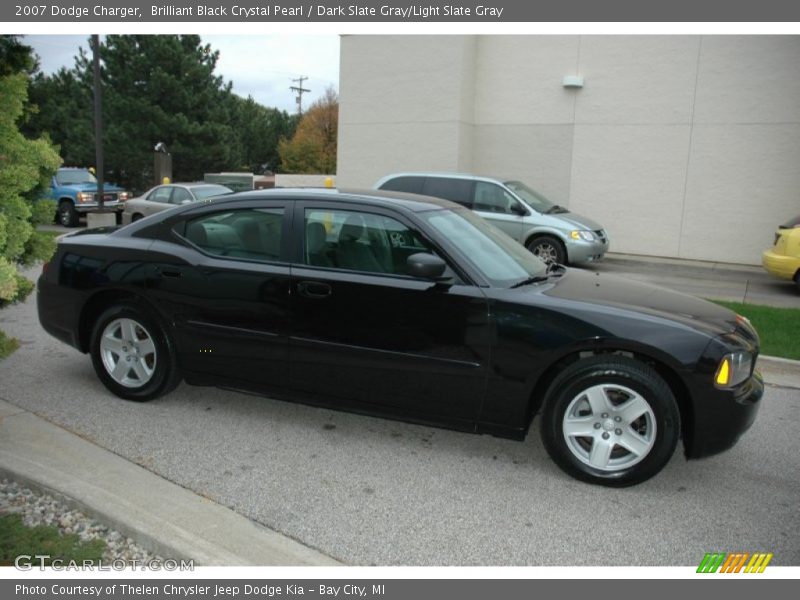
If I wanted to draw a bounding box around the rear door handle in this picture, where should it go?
[297,281,331,299]
[159,268,182,278]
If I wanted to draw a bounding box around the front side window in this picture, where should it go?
[421,208,546,286]
[473,182,519,214]
[180,208,284,262]
[304,208,432,276]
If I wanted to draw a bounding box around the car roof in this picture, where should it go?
[205,187,460,213]
[375,172,508,187]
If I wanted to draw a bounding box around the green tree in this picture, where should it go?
[227,94,298,173]
[28,35,238,193]
[278,86,338,174]
[0,38,61,357]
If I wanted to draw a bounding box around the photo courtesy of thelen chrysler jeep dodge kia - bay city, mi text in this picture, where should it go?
[37,188,763,486]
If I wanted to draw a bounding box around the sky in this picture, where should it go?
[24,34,340,114]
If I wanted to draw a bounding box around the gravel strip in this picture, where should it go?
[0,478,161,563]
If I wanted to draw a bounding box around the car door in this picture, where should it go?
[471,181,525,242]
[145,201,292,391]
[288,200,491,426]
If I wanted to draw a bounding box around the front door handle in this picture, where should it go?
[297,281,332,299]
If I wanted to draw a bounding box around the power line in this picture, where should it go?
[290,76,311,115]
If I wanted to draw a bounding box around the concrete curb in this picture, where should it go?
[757,355,800,390]
[0,399,340,566]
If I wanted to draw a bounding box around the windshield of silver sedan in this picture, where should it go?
[421,208,548,287]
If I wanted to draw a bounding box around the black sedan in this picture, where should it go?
[37,189,763,486]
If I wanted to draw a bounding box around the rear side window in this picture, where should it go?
[148,186,173,203]
[379,176,425,194]
[179,208,284,262]
[421,177,474,208]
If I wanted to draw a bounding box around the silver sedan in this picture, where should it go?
[121,183,233,225]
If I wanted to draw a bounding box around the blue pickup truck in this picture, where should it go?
[50,167,131,227]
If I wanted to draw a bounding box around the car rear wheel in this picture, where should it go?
[58,201,79,227]
[541,355,680,486]
[131,213,143,222]
[90,303,181,401]
[526,235,566,265]
[794,271,800,291]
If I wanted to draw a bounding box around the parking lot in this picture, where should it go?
[0,263,798,565]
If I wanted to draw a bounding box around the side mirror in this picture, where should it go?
[510,202,528,216]
[406,253,448,280]
[180,199,192,205]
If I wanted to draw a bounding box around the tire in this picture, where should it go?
[540,355,680,487]
[131,213,143,222]
[526,235,566,265]
[58,201,79,227]
[90,302,181,401]
[794,271,800,291]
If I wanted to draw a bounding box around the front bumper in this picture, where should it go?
[74,200,125,213]
[566,237,610,263]
[686,369,763,459]
[762,248,800,281]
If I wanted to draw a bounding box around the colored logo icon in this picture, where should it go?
[697,552,773,573]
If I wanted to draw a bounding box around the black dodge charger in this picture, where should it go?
[37,189,763,486]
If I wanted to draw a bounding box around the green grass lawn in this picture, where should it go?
[712,300,800,360]
[0,514,105,566]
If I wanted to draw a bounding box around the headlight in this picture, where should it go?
[118,191,130,201]
[714,351,753,388]
[77,192,94,202]
[570,230,595,242]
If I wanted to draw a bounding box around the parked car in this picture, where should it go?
[37,189,762,486]
[121,183,233,225]
[762,214,800,289]
[49,167,130,227]
[375,173,608,265]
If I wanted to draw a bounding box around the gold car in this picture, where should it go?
[762,215,800,289]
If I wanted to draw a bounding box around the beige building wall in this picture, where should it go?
[337,35,800,265]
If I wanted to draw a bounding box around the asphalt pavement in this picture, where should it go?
[0,263,798,566]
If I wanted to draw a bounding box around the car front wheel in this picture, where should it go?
[58,201,79,227]
[90,303,181,401]
[541,355,680,486]
[526,235,566,265]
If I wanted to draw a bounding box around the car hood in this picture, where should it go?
[530,268,737,335]
[551,211,605,232]
[60,182,124,192]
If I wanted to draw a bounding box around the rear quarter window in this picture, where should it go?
[379,176,425,194]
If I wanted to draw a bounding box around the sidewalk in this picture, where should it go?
[0,398,339,566]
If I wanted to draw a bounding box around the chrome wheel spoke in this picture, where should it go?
[111,356,130,381]
[618,429,652,457]
[588,438,614,469]
[617,394,650,425]
[563,417,596,438]
[137,337,156,357]
[584,386,611,416]
[102,334,124,354]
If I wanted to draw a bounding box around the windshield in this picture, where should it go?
[421,208,547,286]
[193,185,233,200]
[504,181,558,213]
[56,169,96,185]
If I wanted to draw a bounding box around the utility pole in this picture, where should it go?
[92,34,104,210]
[290,76,310,115]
